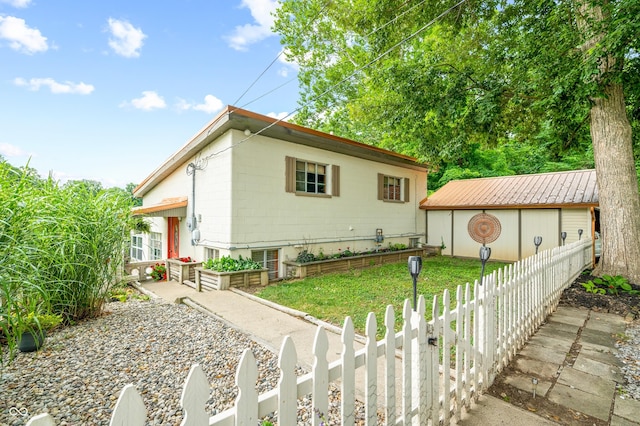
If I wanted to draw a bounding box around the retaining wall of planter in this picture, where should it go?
[194,267,269,291]
[283,246,441,279]
[166,259,203,285]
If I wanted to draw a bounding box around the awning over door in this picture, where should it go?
[132,196,188,217]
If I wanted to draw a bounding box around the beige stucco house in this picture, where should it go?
[131,106,428,280]
[420,169,599,262]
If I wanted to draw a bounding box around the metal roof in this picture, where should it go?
[420,169,598,210]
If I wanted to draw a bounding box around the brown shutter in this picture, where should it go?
[404,177,410,202]
[285,156,296,193]
[378,173,384,200]
[332,165,340,196]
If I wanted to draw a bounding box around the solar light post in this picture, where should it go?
[534,236,543,254]
[561,231,567,246]
[479,245,491,286]
[408,256,423,311]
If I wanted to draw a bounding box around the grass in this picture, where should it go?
[256,256,507,338]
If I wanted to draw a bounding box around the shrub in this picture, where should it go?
[0,160,134,362]
[202,255,262,272]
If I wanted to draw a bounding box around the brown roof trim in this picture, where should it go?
[132,197,188,215]
[421,203,599,211]
[134,106,427,197]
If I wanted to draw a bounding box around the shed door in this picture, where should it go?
[168,217,179,259]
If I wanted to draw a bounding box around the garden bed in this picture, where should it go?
[166,258,202,285]
[194,267,269,291]
[283,246,440,279]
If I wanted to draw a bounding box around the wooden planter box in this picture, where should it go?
[194,267,269,291]
[283,247,440,279]
[166,259,203,285]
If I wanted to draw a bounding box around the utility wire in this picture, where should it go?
[199,0,468,164]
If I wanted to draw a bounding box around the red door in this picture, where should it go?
[167,217,179,259]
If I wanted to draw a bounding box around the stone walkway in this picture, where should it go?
[489,306,640,425]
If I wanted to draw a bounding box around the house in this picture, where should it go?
[131,106,429,280]
[419,169,599,262]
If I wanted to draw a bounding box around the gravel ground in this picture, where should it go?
[1,299,370,425]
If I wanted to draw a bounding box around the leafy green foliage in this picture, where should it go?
[583,275,640,296]
[0,160,135,362]
[274,0,640,190]
[202,255,262,272]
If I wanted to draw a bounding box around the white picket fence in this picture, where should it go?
[26,239,592,426]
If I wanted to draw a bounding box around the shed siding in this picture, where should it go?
[426,210,452,256]
[520,209,560,258]
[451,210,519,262]
[561,208,592,245]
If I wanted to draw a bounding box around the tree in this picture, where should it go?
[274,0,640,282]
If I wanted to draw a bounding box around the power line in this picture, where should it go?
[199,0,468,164]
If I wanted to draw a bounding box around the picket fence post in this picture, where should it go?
[341,317,356,425]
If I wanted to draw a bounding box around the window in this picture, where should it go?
[297,160,326,194]
[130,235,144,261]
[205,247,220,261]
[149,232,162,260]
[378,174,410,202]
[285,156,339,196]
[252,249,279,280]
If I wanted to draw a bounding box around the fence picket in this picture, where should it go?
[401,300,412,422]
[180,364,210,426]
[341,316,356,426]
[312,326,329,425]
[235,349,258,425]
[384,305,396,425]
[278,336,297,425]
[428,295,439,423]
[364,312,377,424]
[26,414,55,426]
[109,384,146,426]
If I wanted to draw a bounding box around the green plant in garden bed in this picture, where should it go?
[256,256,507,338]
[583,274,640,296]
[202,255,263,272]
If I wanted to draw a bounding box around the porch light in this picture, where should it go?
[479,245,491,286]
[534,236,543,254]
[561,231,567,245]
[408,256,423,311]
[578,229,583,240]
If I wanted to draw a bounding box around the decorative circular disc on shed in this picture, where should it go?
[468,213,502,244]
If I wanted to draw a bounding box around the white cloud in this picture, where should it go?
[0,142,28,157]
[225,0,278,51]
[266,111,290,121]
[0,16,48,54]
[0,0,32,7]
[277,48,298,77]
[177,94,224,114]
[107,18,146,58]
[14,77,94,94]
[123,91,166,111]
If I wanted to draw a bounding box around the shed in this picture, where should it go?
[420,169,599,262]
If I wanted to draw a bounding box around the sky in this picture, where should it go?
[0,0,300,188]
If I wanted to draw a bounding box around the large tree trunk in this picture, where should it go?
[590,83,640,283]
[577,0,640,283]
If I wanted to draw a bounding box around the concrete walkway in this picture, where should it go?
[136,280,639,425]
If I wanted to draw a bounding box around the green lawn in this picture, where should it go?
[256,256,507,338]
